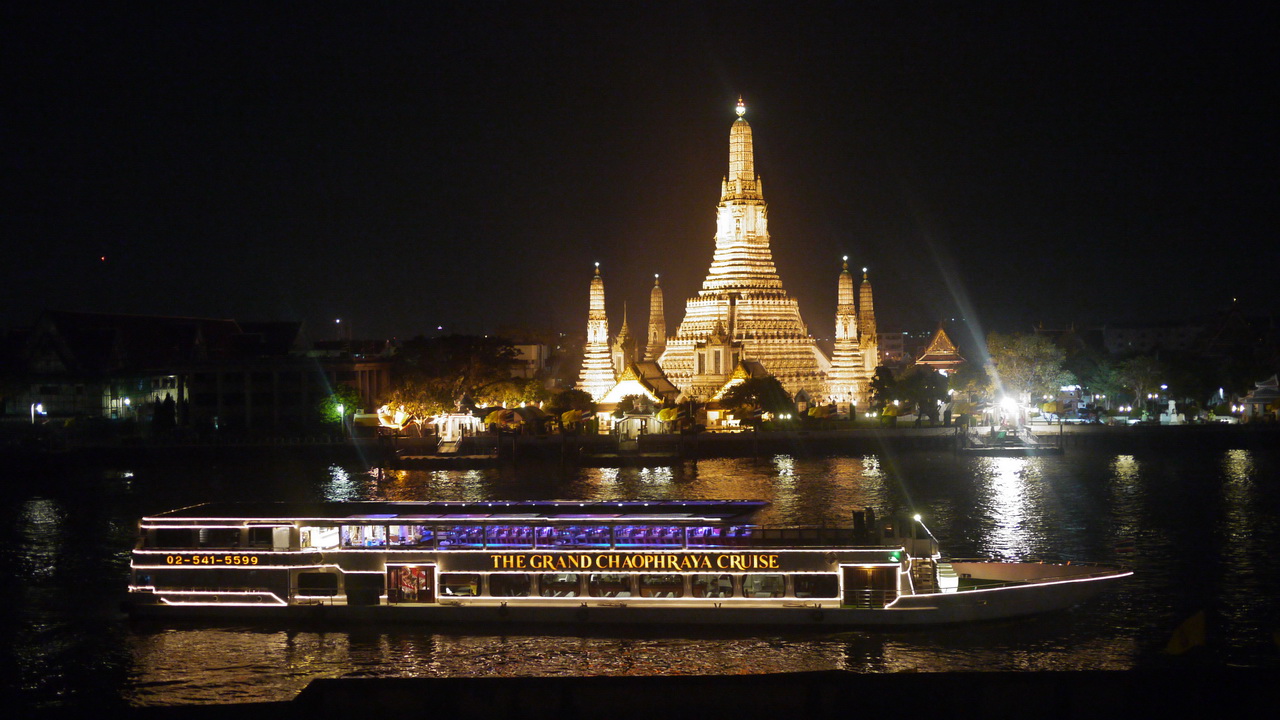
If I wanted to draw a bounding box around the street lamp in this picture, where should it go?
[337,403,345,438]
[30,402,45,424]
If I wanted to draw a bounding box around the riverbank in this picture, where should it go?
[4,423,1277,469]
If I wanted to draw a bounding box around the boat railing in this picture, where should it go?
[291,594,338,606]
[842,589,895,609]
[148,586,284,602]
[942,559,1131,588]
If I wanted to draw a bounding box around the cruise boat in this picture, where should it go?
[125,500,1130,626]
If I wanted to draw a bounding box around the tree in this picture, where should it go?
[1115,355,1167,414]
[378,378,454,434]
[546,389,596,433]
[719,376,794,423]
[1084,359,1127,405]
[952,358,988,404]
[318,383,363,424]
[896,366,949,422]
[985,332,1075,405]
[393,334,521,408]
[868,367,897,412]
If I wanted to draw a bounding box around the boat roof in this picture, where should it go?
[143,500,770,524]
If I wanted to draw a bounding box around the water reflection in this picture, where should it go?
[323,464,358,501]
[18,497,63,581]
[126,618,1148,706]
[1216,449,1273,657]
[972,457,1035,559]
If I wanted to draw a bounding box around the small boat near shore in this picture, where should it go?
[959,426,1065,456]
[125,500,1129,627]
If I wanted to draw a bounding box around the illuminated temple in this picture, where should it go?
[825,259,878,405]
[656,98,829,398]
[575,264,616,400]
[579,99,880,405]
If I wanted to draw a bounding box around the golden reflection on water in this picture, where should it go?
[126,622,1142,706]
[322,464,356,500]
[1107,455,1144,552]
[972,457,1034,558]
[1222,450,1256,541]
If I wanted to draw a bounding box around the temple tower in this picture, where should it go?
[576,264,616,401]
[645,274,666,361]
[612,304,639,376]
[858,268,880,375]
[826,257,866,404]
[658,98,829,398]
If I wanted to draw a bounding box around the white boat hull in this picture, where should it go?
[127,561,1130,627]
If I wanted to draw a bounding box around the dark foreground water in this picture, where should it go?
[3,445,1278,710]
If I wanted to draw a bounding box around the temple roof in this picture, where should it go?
[915,324,966,370]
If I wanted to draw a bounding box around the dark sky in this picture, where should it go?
[5,2,1276,344]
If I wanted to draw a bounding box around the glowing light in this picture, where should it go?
[735,97,746,116]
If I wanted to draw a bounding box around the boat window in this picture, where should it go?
[613,525,683,547]
[486,525,534,549]
[638,574,684,598]
[198,528,241,548]
[724,526,753,547]
[686,526,722,547]
[793,574,839,598]
[743,574,786,598]
[247,527,275,548]
[587,574,632,597]
[297,572,339,597]
[389,525,434,548]
[538,573,581,597]
[301,526,340,550]
[437,525,484,548]
[690,574,735,598]
[535,525,610,548]
[489,573,532,597]
[387,566,433,603]
[341,525,387,548]
[439,573,480,597]
[152,529,195,548]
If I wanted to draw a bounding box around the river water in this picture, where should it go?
[4,445,1278,710]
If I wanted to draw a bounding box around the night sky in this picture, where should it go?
[5,2,1276,344]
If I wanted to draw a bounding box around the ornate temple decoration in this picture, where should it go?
[611,304,638,376]
[914,323,965,374]
[576,264,617,401]
[826,258,869,405]
[645,274,665,361]
[657,99,830,399]
[599,362,663,405]
[858,268,879,380]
